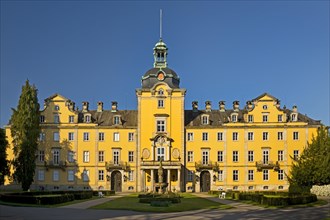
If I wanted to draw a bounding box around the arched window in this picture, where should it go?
[158,89,164,95]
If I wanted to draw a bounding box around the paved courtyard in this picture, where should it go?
[0,193,329,220]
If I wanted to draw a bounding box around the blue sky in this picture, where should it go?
[1,0,329,127]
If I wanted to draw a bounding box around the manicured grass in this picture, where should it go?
[0,196,100,208]
[238,198,328,209]
[91,193,231,212]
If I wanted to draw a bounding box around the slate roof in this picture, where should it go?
[81,110,138,127]
[141,67,180,89]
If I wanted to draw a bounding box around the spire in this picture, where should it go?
[153,9,168,68]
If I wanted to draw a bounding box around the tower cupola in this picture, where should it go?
[153,39,168,68]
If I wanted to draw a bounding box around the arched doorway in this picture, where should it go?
[111,171,122,192]
[200,171,210,192]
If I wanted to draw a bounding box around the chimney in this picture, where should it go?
[233,101,239,112]
[205,101,211,112]
[246,101,253,111]
[111,101,118,112]
[97,101,103,112]
[192,101,198,112]
[219,101,225,112]
[275,100,280,108]
[68,101,75,111]
[82,101,89,112]
[292,105,298,113]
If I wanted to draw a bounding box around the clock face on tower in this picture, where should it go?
[157,72,165,81]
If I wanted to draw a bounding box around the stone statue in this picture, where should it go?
[158,158,163,184]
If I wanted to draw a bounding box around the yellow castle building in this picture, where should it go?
[4,38,321,193]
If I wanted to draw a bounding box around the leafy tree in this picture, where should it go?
[289,126,330,192]
[10,80,40,191]
[0,128,10,185]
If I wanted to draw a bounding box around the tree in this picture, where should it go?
[289,126,330,192]
[10,80,40,191]
[0,128,10,185]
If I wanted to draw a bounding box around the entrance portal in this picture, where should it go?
[200,171,210,192]
[110,171,122,192]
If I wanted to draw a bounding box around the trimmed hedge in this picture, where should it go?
[139,197,181,204]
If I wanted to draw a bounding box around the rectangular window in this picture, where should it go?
[114,116,120,125]
[278,170,284,180]
[68,170,74,182]
[83,151,90,163]
[232,132,238,141]
[158,99,164,108]
[263,169,269,181]
[98,170,104,181]
[218,170,224,181]
[99,132,105,141]
[293,150,299,160]
[278,115,283,122]
[248,150,254,162]
[68,151,75,163]
[113,150,120,165]
[187,132,194,141]
[293,132,299,140]
[53,170,59,181]
[202,151,209,165]
[187,170,193,182]
[248,115,254,122]
[278,150,284,161]
[83,170,89,182]
[202,132,208,141]
[40,115,45,123]
[39,132,45,141]
[233,170,239,181]
[113,132,120,142]
[263,149,269,164]
[231,114,237,122]
[156,120,165,132]
[54,114,60,124]
[247,132,254,141]
[233,151,239,162]
[68,132,74,141]
[217,132,223,141]
[128,132,134,142]
[38,150,45,162]
[157,147,165,161]
[263,115,268,122]
[83,132,89,141]
[69,115,74,123]
[278,132,283,140]
[53,149,60,165]
[187,151,194,162]
[202,116,209,125]
[248,170,254,181]
[217,151,223,162]
[85,115,91,123]
[38,170,45,181]
[128,170,134,181]
[53,132,59,141]
[128,151,134,162]
[263,132,269,141]
[98,151,104,162]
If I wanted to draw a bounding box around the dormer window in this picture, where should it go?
[201,115,209,125]
[158,89,164,96]
[278,114,283,122]
[248,115,253,123]
[85,115,91,123]
[291,114,297,122]
[231,114,238,122]
[114,116,120,125]
[54,105,60,111]
[262,105,268,110]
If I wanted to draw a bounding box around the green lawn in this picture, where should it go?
[91,193,232,213]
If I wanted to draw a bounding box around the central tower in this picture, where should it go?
[136,36,186,192]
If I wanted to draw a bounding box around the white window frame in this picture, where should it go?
[83,132,89,141]
[248,115,253,123]
[53,170,59,181]
[54,114,60,124]
[218,170,224,181]
[202,132,208,141]
[262,114,268,123]
[113,132,120,142]
[217,132,223,141]
[156,120,166,133]
[156,147,165,161]
[201,115,209,125]
[248,170,254,181]
[293,131,299,140]
[114,116,120,125]
[248,150,254,162]
[83,151,90,163]
[202,150,209,165]
[187,170,193,182]
[263,132,269,141]
[278,150,284,161]
[232,132,238,141]
[187,151,194,162]
[233,151,239,162]
[128,151,134,162]
[278,170,284,180]
[187,132,194,141]
[53,149,60,165]
[85,115,91,123]
[217,151,223,162]
[263,169,269,181]
[68,151,75,163]
[128,132,134,142]
[278,132,283,140]
[248,132,254,141]
[69,115,74,123]
[98,170,104,181]
[68,132,74,141]
[38,150,45,162]
[233,170,239,181]
[278,114,283,122]
[293,150,299,160]
[99,132,105,141]
[263,149,269,164]
[158,99,164,108]
[39,132,45,141]
[113,150,120,165]
[98,151,104,162]
[83,169,89,182]
[128,170,134,181]
[231,114,237,122]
